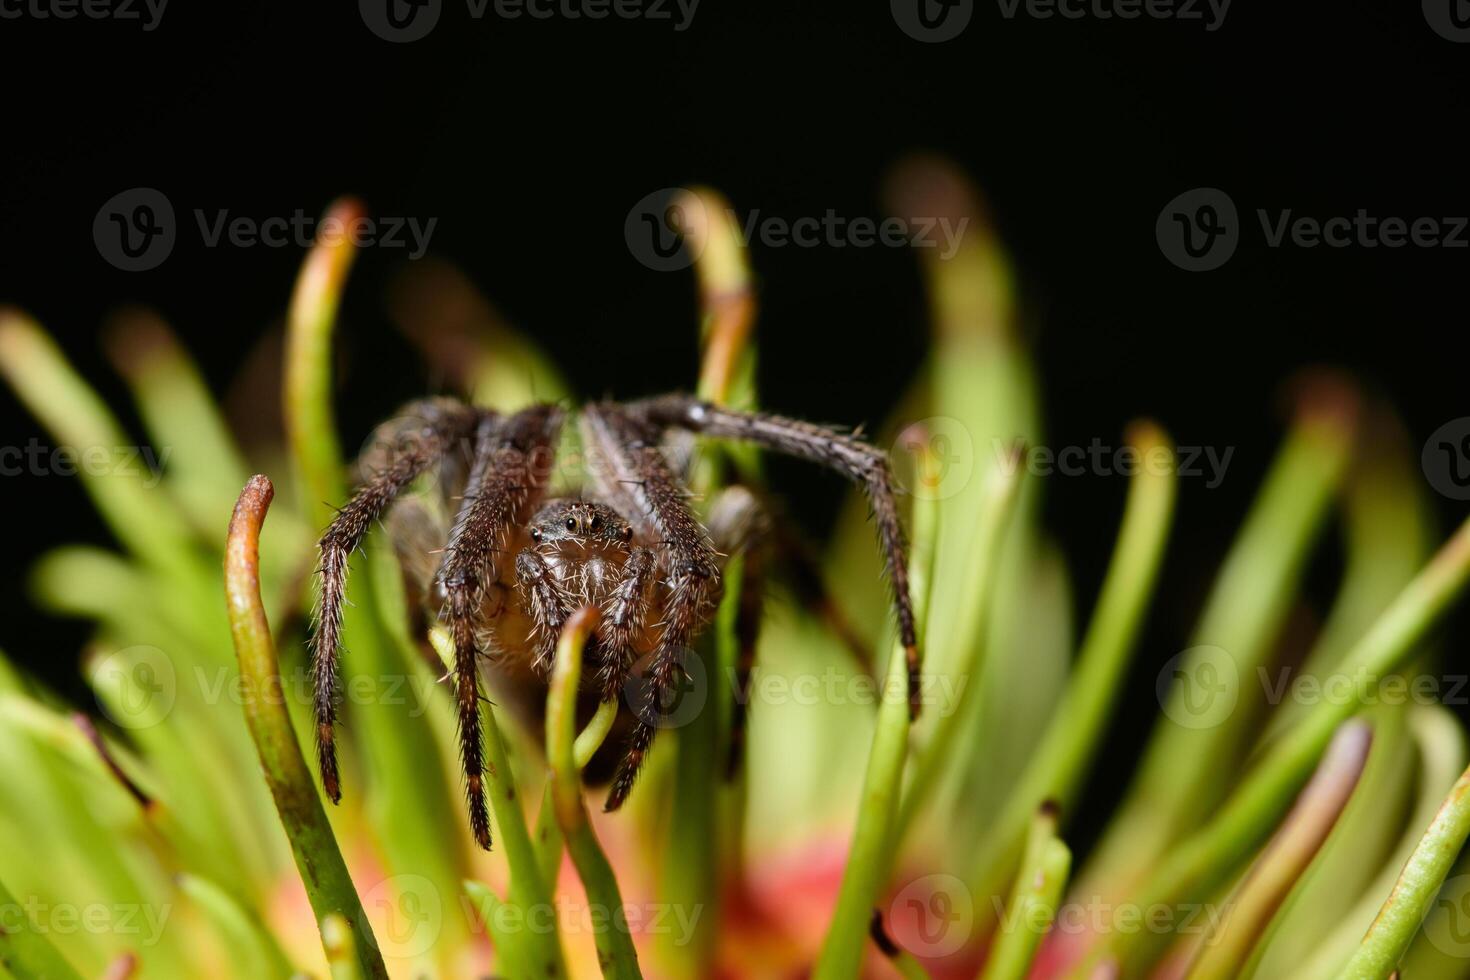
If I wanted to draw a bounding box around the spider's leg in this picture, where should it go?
[437,405,563,850]
[514,550,575,674]
[581,403,720,811]
[706,485,772,779]
[595,545,657,701]
[628,394,922,717]
[311,398,480,803]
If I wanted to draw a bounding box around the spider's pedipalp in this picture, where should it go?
[596,545,657,701]
[437,405,564,849]
[311,398,480,803]
[514,549,574,673]
[630,394,923,716]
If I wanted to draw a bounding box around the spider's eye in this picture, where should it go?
[590,515,601,531]
[531,528,541,541]
[621,526,633,541]
[566,517,577,532]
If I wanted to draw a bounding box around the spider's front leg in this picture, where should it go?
[629,394,924,717]
[437,405,563,849]
[311,398,480,803]
[581,403,720,811]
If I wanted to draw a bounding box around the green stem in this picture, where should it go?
[284,200,469,971]
[0,874,84,980]
[321,913,367,980]
[1082,512,1470,976]
[1338,748,1470,977]
[464,880,530,980]
[0,309,206,594]
[897,457,1024,835]
[1186,721,1373,980]
[971,423,1175,899]
[1080,392,1355,903]
[533,699,618,889]
[284,198,361,529]
[816,446,1016,979]
[547,608,644,979]
[429,628,568,978]
[981,805,1072,980]
[223,476,385,980]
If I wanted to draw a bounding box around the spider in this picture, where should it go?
[310,393,919,850]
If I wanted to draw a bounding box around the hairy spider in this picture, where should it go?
[311,393,918,850]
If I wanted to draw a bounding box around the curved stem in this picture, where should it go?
[1339,748,1470,977]
[224,475,385,979]
[547,607,644,979]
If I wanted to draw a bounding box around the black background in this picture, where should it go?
[2,1,1466,846]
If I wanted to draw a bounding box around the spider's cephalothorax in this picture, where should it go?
[310,394,918,850]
